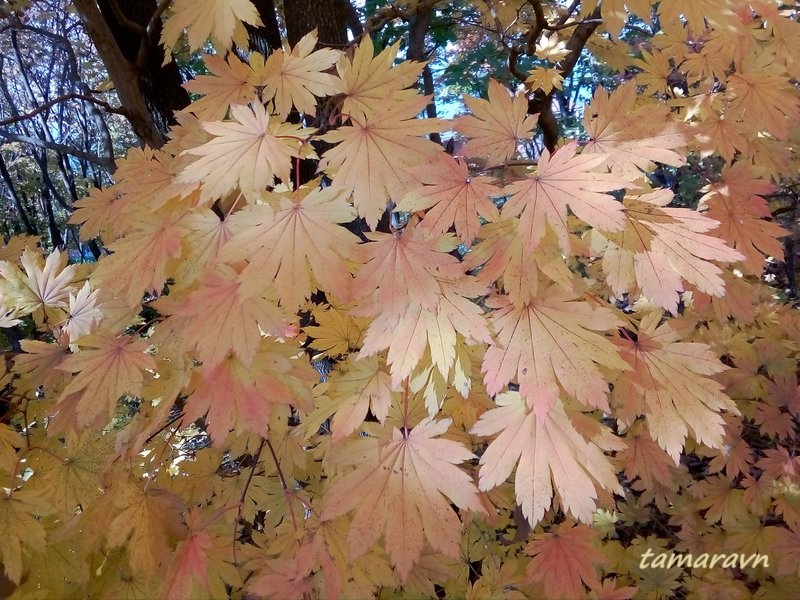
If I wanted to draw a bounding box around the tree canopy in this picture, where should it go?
[1,1,800,598]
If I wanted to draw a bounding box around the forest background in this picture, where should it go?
[1,0,800,598]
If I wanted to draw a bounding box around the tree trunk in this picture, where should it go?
[284,0,349,47]
[73,0,189,148]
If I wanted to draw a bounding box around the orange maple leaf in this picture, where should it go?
[503,141,629,253]
[613,311,740,461]
[322,418,485,580]
[57,331,156,428]
[185,338,316,445]
[482,287,627,416]
[360,279,491,387]
[700,163,787,276]
[221,184,359,310]
[471,392,622,525]
[453,79,538,165]
[320,96,443,228]
[90,205,186,307]
[157,263,285,368]
[350,222,464,320]
[598,189,745,313]
[396,153,502,244]
[583,83,687,180]
[525,522,606,599]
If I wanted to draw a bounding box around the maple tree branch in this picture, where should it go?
[0,93,126,127]
[266,437,299,532]
[0,131,116,171]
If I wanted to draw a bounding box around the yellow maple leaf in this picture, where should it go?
[525,66,563,94]
[183,53,256,121]
[260,30,342,118]
[106,483,188,574]
[320,96,443,228]
[471,392,622,526]
[322,418,485,581]
[453,79,538,165]
[0,247,77,327]
[179,103,312,202]
[0,489,51,584]
[221,184,359,310]
[336,35,423,117]
[161,0,261,53]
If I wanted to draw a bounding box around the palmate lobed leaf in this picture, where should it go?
[322,418,485,580]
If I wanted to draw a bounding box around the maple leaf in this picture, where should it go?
[613,311,740,461]
[221,184,359,310]
[260,30,342,118]
[336,35,423,116]
[183,53,256,121]
[185,338,316,445]
[464,218,577,306]
[320,96,444,228]
[322,418,485,580]
[583,83,687,180]
[68,185,129,241]
[161,0,261,52]
[324,355,394,442]
[155,263,285,368]
[0,247,77,326]
[89,206,186,308]
[360,279,492,388]
[453,79,538,165]
[396,153,502,244]
[502,141,629,253]
[57,331,157,428]
[482,288,628,417]
[305,303,368,358]
[699,162,787,276]
[178,103,311,202]
[0,489,51,584]
[61,282,102,343]
[526,66,563,94]
[162,507,241,600]
[350,222,464,320]
[598,189,745,313]
[727,50,800,139]
[525,522,605,599]
[106,483,188,574]
[471,393,622,525]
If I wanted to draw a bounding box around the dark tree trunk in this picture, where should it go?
[247,0,282,55]
[284,0,349,47]
[74,0,189,148]
[95,0,190,135]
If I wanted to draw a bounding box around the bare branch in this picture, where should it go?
[0,131,115,171]
[0,93,125,127]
